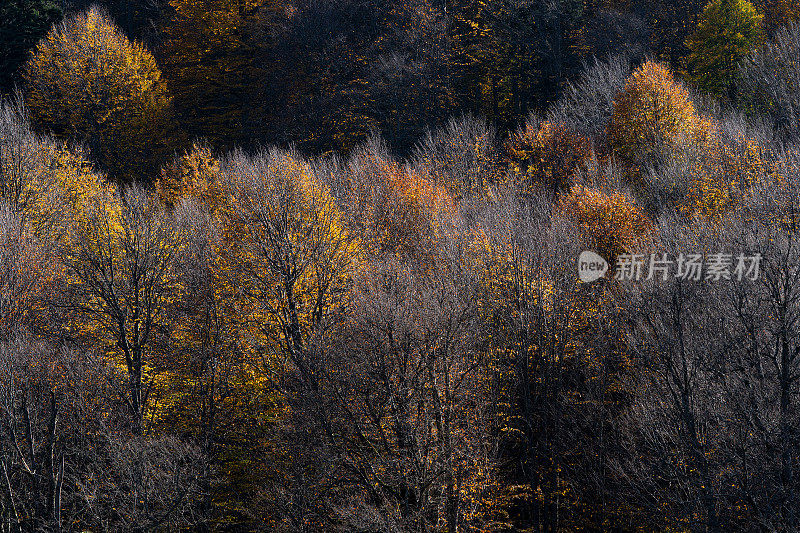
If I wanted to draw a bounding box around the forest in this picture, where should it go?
[2,0,800,531]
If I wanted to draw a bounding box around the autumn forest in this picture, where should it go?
[2,0,800,531]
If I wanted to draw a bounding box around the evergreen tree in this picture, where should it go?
[0,0,61,93]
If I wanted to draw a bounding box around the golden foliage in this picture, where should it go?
[0,214,46,337]
[344,153,461,267]
[506,121,593,196]
[214,151,359,366]
[506,122,592,195]
[686,0,763,95]
[1,143,116,243]
[683,131,774,220]
[608,61,711,177]
[23,6,171,181]
[558,185,651,262]
[757,0,800,29]
[0,103,119,339]
[374,162,458,260]
[156,142,222,209]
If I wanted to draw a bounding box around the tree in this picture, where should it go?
[79,434,205,531]
[23,7,172,182]
[410,115,500,201]
[0,201,46,341]
[215,149,359,381]
[557,185,651,263]
[158,0,276,150]
[682,131,770,220]
[711,174,800,529]
[608,61,712,178]
[61,186,186,433]
[1,105,204,528]
[506,119,592,197]
[154,159,276,529]
[686,0,763,96]
[0,335,106,532]
[155,142,222,209]
[0,0,61,94]
[318,238,492,532]
[614,223,728,532]
[1,99,120,345]
[1,100,116,239]
[737,22,800,143]
[481,196,629,531]
[211,149,361,529]
[337,145,458,266]
[754,0,800,32]
[547,53,632,141]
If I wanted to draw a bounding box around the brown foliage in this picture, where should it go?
[756,0,800,31]
[346,154,459,265]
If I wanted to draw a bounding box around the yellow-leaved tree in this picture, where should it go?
[61,186,186,434]
[756,0,800,30]
[335,145,462,272]
[151,143,274,527]
[608,61,713,179]
[203,151,362,526]
[558,185,651,264]
[479,200,629,531]
[506,120,593,197]
[686,0,763,96]
[155,142,223,209]
[0,100,118,337]
[215,149,360,385]
[23,7,172,182]
[1,101,117,240]
[680,131,776,221]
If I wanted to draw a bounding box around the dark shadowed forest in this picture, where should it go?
[2,0,800,531]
